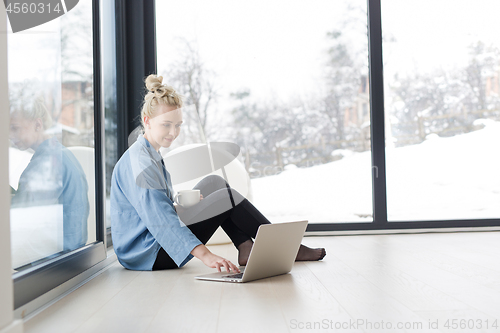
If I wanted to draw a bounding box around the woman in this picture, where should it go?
[110,74,325,272]
[10,96,89,252]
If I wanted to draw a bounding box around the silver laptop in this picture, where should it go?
[195,220,308,283]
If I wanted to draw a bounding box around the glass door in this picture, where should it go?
[6,0,106,309]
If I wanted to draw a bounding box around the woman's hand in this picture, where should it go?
[200,194,203,201]
[191,244,240,273]
[202,252,240,273]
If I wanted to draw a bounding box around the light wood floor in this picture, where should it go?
[23,232,500,333]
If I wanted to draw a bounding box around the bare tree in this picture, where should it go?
[388,41,500,142]
[161,38,219,140]
[322,30,361,141]
[464,41,500,112]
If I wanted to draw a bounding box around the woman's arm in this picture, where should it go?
[191,244,240,273]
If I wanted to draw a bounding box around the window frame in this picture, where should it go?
[105,0,157,247]
[307,0,500,232]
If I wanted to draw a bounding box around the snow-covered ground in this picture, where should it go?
[251,120,500,223]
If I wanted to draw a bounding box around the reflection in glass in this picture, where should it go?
[10,96,89,255]
[8,0,95,272]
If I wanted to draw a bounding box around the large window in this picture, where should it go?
[382,0,500,221]
[5,1,499,316]
[156,0,373,223]
[8,0,96,272]
[155,0,500,231]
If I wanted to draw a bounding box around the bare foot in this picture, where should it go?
[237,239,253,266]
[295,244,326,261]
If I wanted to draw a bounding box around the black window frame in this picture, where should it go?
[105,0,157,248]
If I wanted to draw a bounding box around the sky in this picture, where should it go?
[6,0,93,82]
[382,0,500,78]
[156,0,500,102]
[156,0,361,102]
[6,19,61,83]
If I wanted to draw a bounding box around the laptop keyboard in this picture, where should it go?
[223,273,243,279]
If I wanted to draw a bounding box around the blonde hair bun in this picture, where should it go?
[145,74,177,99]
[145,74,163,92]
[140,74,183,130]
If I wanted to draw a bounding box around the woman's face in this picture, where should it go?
[145,104,183,150]
[9,113,41,150]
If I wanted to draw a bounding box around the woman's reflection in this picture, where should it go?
[10,97,89,252]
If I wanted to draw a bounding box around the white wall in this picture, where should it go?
[0,5,23,333]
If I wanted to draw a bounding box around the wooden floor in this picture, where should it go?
[23,232,500,333]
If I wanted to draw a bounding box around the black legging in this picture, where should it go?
[152,175,271,270]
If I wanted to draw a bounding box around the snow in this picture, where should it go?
[331,149,356,158]
[251,121,500,223]
[473,118,496,128]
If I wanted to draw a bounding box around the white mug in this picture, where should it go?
[174,189,201,208]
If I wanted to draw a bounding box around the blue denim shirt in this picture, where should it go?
[11,137,89,251]
[110,134,202,270]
